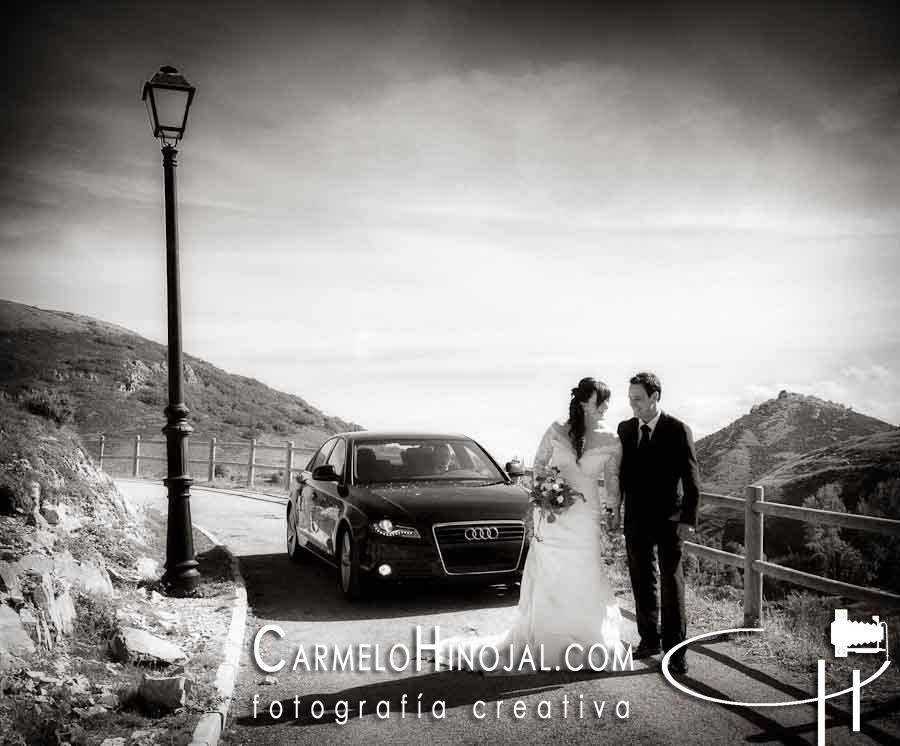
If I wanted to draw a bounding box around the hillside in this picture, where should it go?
[0,299,361,449]
[696,390,896,496]
[719,429,900,593]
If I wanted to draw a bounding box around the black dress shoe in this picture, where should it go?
[632,641,662,659]
[667,656,689,675]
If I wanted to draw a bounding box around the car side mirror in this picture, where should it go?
[312,465,340,482]
[505,460,525,478]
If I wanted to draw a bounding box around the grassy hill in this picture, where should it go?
[696,390,895,496]
[0,299,361,452]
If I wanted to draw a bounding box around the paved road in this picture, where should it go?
[116,480,900,746]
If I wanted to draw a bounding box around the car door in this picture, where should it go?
[311,437,347,555]
[297,439,335,550]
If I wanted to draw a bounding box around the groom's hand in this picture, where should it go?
[676,522,696,541]
[608,506,622,532]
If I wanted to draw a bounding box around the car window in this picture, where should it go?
[352,438,503,483]
[326,439,347,479]
[308,439,335,471]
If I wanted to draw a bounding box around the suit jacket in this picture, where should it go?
[617,412,701,533]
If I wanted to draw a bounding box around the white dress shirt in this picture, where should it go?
[638,410,662,446]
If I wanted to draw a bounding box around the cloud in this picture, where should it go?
[741,366,900,426]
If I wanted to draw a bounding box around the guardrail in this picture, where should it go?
[690,487,900,625]
[92,434,316,492]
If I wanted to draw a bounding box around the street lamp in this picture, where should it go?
[142,65,199,595]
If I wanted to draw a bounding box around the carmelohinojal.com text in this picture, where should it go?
[251,624,632,724]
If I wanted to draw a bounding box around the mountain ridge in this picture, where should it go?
[696,389,896,496]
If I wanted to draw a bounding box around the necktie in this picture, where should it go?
[639,423,652,452]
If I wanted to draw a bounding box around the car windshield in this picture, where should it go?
[353,438,505,484]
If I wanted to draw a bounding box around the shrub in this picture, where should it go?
[18,388,76,426]
[73,589,120,642]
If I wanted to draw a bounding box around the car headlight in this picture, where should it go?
[370,518,420,539]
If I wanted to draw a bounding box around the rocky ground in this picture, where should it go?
[0,393,237,746]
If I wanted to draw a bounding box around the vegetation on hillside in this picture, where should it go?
[0,299,362,451]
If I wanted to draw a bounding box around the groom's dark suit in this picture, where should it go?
[617,412,701,655]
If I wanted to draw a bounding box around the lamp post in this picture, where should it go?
[142,65,199,595]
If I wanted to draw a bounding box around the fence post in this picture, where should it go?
[285,440,294,493]
[208,437,217,482]
[744,485,764,627]
[248,438,257,486]
[133,434,141,478]
[98,434,105,470]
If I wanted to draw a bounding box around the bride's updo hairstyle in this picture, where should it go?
[567,377,611,459]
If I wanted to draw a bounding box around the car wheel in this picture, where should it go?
[286,505,304,563]
[338,528,367,600]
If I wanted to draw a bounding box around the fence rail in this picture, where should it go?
[92,434,900,621]
[687,486,900,624]
[93,433,316,491]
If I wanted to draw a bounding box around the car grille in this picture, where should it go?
[432,521,526,575]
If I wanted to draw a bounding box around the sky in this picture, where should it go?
[3,0,900,463]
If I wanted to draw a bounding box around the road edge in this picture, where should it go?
[188,524,249,746]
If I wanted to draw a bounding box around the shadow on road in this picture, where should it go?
[691,643,900,746]
[238,553,520,622]
[236,667,655,728]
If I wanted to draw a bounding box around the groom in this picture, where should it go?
[616,371,700,675]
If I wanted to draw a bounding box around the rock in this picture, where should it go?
[30,572,63,633]
[135,557,159,580]
[260,675,278,685]
[73,703,108,718]
[55,503,83,533]
[52,554,114,596]
[37,608,53,649]
[139,674,186,710]
[0,655,26,673]
[109,627,186,665]
[98,691,119,708]
[0,562,20,595]
[130,729,157,745]
[32,528,57,549]
[0,606,39,652]
[26,670,60,685]
[40,506,60,525]
[2,606,36,656]
[15,553,54,576]
[56,589,77,635]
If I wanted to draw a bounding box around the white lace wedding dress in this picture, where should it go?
[437,421,627,674]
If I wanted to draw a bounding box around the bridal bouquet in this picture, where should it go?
[529,466,585,539]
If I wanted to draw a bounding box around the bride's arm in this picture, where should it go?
[532,424,556,476]
[604,436,623,529]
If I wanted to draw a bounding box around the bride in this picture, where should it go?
[437,377,628,674]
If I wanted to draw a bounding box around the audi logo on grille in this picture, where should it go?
[464,526,500,541]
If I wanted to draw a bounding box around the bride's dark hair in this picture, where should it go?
[567,377,612,459]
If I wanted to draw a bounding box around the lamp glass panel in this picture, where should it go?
[151,87,190,132]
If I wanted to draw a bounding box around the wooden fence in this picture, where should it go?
[93,434,900,621]
[93,434,316,492]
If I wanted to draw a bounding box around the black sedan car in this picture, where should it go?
[286,431,529,600]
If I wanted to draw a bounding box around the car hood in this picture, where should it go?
[354,482,529,524]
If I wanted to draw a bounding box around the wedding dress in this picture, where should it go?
[436,421,627,674]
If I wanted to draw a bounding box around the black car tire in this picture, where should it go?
[338,528,367,601]
[286,505,305,563]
